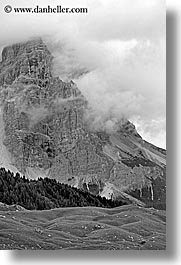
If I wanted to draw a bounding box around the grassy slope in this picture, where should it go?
[0,204,166,250]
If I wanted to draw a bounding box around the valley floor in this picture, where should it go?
[0,205,166,250]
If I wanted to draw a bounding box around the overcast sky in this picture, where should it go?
[0,0,166,148]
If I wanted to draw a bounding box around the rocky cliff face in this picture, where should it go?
[0,39,166,209]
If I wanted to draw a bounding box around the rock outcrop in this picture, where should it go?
[0,39,166,209]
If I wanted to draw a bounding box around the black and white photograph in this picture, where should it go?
[0,0,166,251]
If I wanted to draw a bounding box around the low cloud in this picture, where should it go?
[23,106,49,127]
[0,0,166,147]
[48,36,165,147]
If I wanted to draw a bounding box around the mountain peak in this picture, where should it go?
[0,38,166,210]
[1,38,48,62]
[0,38,52,87]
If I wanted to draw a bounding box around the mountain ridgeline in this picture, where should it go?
[0,39,166,209]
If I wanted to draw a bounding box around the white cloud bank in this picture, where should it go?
[0,0,166,148]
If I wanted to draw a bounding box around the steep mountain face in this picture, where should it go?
[0,39,166,209]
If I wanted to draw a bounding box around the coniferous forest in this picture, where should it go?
[0,168,127,210]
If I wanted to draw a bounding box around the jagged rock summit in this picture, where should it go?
[0,39,166,209]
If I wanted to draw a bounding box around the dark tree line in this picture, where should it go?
[0,168,127,210]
